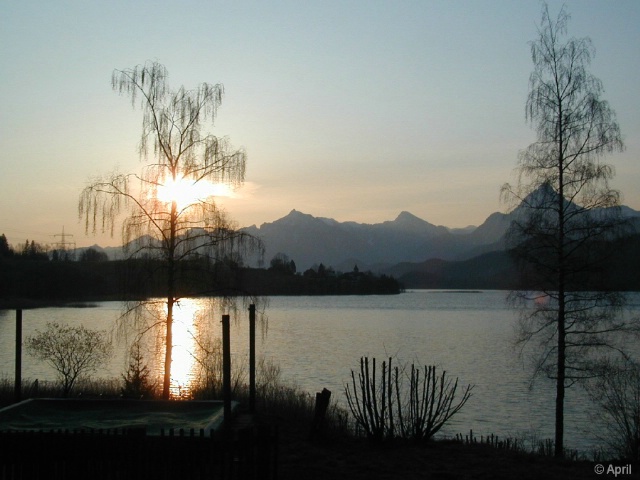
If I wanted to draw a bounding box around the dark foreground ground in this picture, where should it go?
[269,415,617,480]
[0,381,625,479]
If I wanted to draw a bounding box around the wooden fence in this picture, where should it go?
[0,426,277,480]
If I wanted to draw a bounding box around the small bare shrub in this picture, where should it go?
[397,363,473,442]
[25,322,112,397]
[345,356,473,443]
[584,360,640,461]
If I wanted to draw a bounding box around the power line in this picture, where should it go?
[52,226,76,251]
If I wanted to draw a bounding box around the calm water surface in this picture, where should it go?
[2,290,638,451]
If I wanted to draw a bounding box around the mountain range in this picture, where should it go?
[76,199,640,285]
[243,201,639,271]
[240,209,508,272]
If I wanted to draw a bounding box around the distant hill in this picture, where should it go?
[386,233,640,290]
[386,251,519,290]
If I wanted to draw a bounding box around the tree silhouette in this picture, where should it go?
[79,61,261,399]
[26,322,112,397]
[0,234,12,258]
[502,4,638,457]
[269,253,296,275]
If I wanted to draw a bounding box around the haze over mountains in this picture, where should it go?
[243,202,640,272]
[79,197,640,288]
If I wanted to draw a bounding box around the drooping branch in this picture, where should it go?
[81,61,262,400]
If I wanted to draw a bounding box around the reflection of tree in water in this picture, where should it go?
[119,296,266,399]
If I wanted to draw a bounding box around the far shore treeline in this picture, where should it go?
[2,231,640,304]
[0,244,404,302]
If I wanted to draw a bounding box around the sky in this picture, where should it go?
[1,0,639,248]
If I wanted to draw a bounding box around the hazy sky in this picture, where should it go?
[1,0,639,248]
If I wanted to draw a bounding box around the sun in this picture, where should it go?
[155,177,234,209]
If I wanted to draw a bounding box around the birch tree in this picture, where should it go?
[79,61,260,399]
[501,4,637,457]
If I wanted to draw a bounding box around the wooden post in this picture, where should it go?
[249,304,256,413]
[309,388,332,439]
[14,309,22,403]
[222,314,231,433]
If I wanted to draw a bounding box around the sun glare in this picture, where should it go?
[155,178,235,209]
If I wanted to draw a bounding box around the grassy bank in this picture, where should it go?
[0,376,609,479]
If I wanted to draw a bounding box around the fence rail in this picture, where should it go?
[0,426,277,480]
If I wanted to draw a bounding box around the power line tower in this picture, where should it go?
[52,226,76,260]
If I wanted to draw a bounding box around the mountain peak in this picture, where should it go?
[391,211,437,229]
[287,209,304,217]
[384,211,449,237]
[269,209,317,227]
[395,211,423,222]
[275,210,341,227]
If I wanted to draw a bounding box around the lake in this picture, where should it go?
[2,290,638,452]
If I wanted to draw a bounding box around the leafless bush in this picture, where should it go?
[584,359,640,461]
[25,322,112,397]
[345,357,473,442]
[191,336,247,398]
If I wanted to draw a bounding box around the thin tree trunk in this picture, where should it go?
[162,198,178,400]
[555,116,566,457]
[163,299,173,399]
[555,293,566,457]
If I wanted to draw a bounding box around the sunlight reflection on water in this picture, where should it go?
[166,299,200,398]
